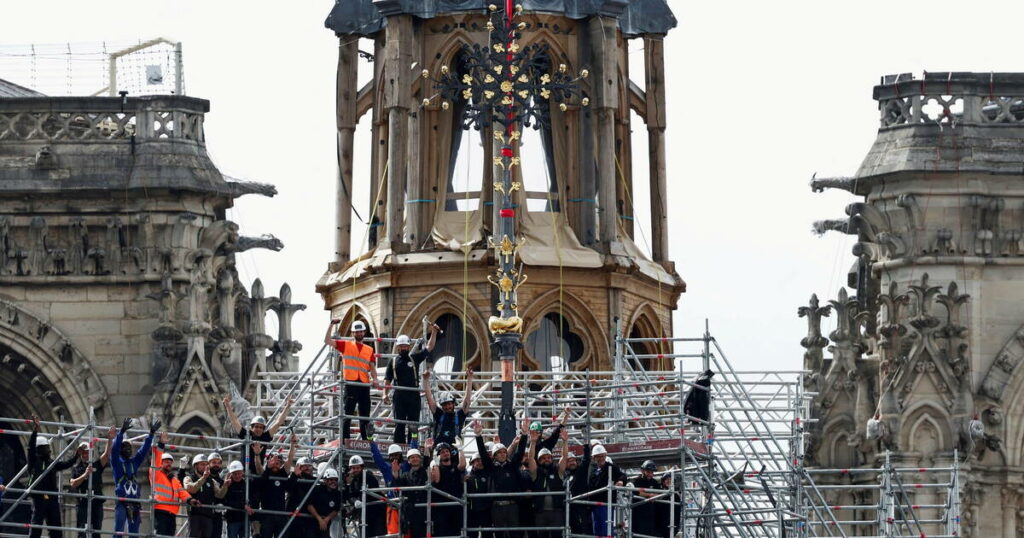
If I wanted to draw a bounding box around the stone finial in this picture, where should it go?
[798,294,831,373]
[270,283,306,372]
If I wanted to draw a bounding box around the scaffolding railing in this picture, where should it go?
[0,325,960,538]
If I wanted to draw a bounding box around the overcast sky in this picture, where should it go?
[5,0,1024,373]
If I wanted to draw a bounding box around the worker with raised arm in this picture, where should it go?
[27,414,81,538]
[69,426,115,538]
[341,455,385,538]
[256,435,297,538]
[151,433,199,536]
[527,427,569,538]
[325,319,378,440]
[423,368,474,446]
[473,419,528,538]
[385,323,439,444]
[183,454,217,538]
[112,417,158,537]
[223,394,293,472]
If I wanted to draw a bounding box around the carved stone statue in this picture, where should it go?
[236,234,285,253]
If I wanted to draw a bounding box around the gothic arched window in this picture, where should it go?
[526,312,584,370]
[446,51,485,212]
[431,313,478,375]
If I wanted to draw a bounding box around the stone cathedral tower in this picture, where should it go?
[805,73,1024,538]
[319,0,684,373]
[0,90,302,480]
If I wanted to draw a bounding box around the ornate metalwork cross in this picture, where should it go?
[423,1,588,443]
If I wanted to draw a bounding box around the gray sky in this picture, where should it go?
[5,0,1023,373]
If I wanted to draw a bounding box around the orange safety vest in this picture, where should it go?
[151,447,190,515]
[334,340,375,383]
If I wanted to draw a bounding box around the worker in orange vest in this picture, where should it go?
[325,319,379,440]
[151,433,199,537]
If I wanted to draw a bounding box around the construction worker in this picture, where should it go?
[111,418,158,537]
[151,433,198,536]
[630,461,660,538]
[563,442,592,536]
[215,461,254,538]
[284,457,316,538]
[368,442,411,537]
[384,325,438,444]
[224,395,293,472]
[325,319,379,441]
[341,455,385,538]
[655,472,680,538]
[429,442,465,538]
[586,444,626,536]
[422,368,475,446]
[527,428,569,538]
[27,415,81,538]
[464,451,492,538]
[256,437,297,538]
[305,468,342,538]
[472,420,528,538]
[69,426,115,538]
[392,448,429,538]
[205,453,226,538]
[184,454,217,538]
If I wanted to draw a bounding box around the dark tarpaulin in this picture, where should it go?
[325,0,676,38]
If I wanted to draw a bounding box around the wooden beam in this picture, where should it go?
[644,37,668,262]
[627,80,647,121]
[589,17,620,251]
[335,38,359,266]
[383,15,413,251]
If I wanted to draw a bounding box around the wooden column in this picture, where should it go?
[334,38,359,265]
[590,17,620,250]
[383,15,412,251]
[644,36,669,262]
[369,37,387,250]
[405,23,425,248]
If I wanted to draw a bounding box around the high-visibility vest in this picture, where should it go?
[334,340,375,383]
[151,447,190,515]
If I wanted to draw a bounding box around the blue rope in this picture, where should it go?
[406,199,435,204]
[567,198,597,203]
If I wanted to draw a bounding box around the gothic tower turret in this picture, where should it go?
[805,72,1024,538]
[319,1,683,375]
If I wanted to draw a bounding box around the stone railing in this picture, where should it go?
[874,72,1024,128]
[0,95,208,143]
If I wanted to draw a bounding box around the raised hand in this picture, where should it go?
[31,414,41,432]
[149,420,162,435]
[559,428,569,442]
[121,418,133,434]
[430,465,440,483]
[472,420,483,436]
[159,432,170,445]
[424,437,434,454]
[222,395,232,408]
[252,442,264,455]
[520,417,530,435]
[107,426,117,439]
[529,430,540,442]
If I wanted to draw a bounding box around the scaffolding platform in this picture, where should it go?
[0,326,960,538]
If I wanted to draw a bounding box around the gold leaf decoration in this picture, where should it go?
[484,90,495,100]
[500,80,514,93]
[462,74,473,85]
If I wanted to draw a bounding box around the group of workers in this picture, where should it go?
[0,319,688,538]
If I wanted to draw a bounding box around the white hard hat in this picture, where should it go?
[349,455,364,466]
[227,461,244,473]
[395,334,411,346]
[490,443,507,455]
[192,454,208,465]
[296,457,312,466]
[387,444,402,456]
[439,392,456,404]
[250,416,267,427]
[406,448,422,458]
[351,321,367,332]
[208,452,222,462]
[592,445,607,456]
[323,468,340,480]
[470,452,482,462]
[161,453,175,461]
[590,439,600,446]
[35,436,51,448]
[537,448,552,457]
[78,442,90,451]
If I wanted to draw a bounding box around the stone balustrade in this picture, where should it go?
[875,72,1024,127]
[0,95,207,143]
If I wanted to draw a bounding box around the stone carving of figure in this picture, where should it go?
[217,268,237,331]
[270,283,306,371]
[28,217,47,276]
[0,216,11,275]
[67,218,88,275]
[147,272,180,325]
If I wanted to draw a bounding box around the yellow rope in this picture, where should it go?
[345,157,390,327]
[613,153,667,363]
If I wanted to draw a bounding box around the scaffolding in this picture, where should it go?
[0,324,960,538]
